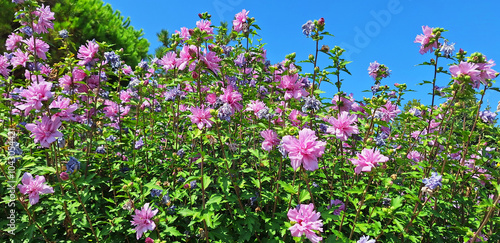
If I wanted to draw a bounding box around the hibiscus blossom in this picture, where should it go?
[77,40,99,65]
[288,203,323,243]
[130,203,158,240]
[350,148,389,174]
[261,129,280,152]
[18,172,54,205]
[282,128,326,171]
[414,25,438,55]
[188,105,213,129]
[326,111,359,141]
[25,116,63,148]
[233,9,249,32]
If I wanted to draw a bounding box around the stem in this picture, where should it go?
[71,180,100,242]
[349,176,373,240]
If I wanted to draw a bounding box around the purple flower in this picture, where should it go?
[479,110,496,124]
[302,20,315,36]
[357,235,376,243]
[135,137,145,149]
[130,203,158,240]
[422,172,442,190]
[328,199,345,215]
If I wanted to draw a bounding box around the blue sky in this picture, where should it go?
[103,0,500,111]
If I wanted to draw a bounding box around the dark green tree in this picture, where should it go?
[0,0,149,67]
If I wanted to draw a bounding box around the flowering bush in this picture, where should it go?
[0,2,499,243]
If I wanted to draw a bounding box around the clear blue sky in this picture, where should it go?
[103,0,500,111]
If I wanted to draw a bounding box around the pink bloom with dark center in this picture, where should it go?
[0,55,10,77]
[159,51,177,71]
[414,26,438,55]
[188,106,213,130]
[220,85,243,113]
[77,40,99,65]
[32,4,55,34]
[120,90,133,103]
[131,203,158,240]
[16,80,53,115]
[326,111,359,141]
[282,128,326,171]
[279,73,309,100]
[103,100,129,121]
[350,148,389,174]
[288,203,323,243]
[261,129,280,152]
[23,37,50,60]
[25,116,63,148]
[122,64,133,75]
[17,172,54,205]
[206,93,217,105]
[233,9,249,32]
[5,33,23,51]
[49,96,79,121]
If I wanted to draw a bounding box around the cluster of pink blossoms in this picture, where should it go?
[279,73,309,100]
[282,128,326,171]
[449,59,498,89]
[288,203,323,243]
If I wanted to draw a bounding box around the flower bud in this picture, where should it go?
[60,172,69,181]
[308,54,314,61]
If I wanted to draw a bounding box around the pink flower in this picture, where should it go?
[233,9,249,32]
[188,106,213,129]
[0,55,10,78]
[407,151,421,163]
[176,45,197,71]
[450,61,480,80]
[17,172,54,205]
[122,64,133,75]
[120,90,132,103]
[23,37,50,60]
[49,96,79,121]
[131,203,158,240]
[25,116,63,148]
[103,100,129,121]
[379,100,401,122]
[326,111,359,141]
[5,33,23,51]
[245,100,266,116]
[202,50,221,73]
[261,129,280,151]
[279,73,309,100]
[331,93,354,113]
[206,93,217,105]
[282,128,326,171]
[16,80,53,115]
[220,85,243,113]
[196,20,213,37]
[32,4,55,34]
[414,26,438,55]
[175,27,191,41]
[159,51,177,71]
[350,148,389,174]
[288,203,323,243]
[145,237,154,243]
[77,40,99,65]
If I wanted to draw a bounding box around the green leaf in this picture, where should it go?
[165,225,183,237]
[202,174,212,190]
[299,189,310,203]
[277,180,297,194]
